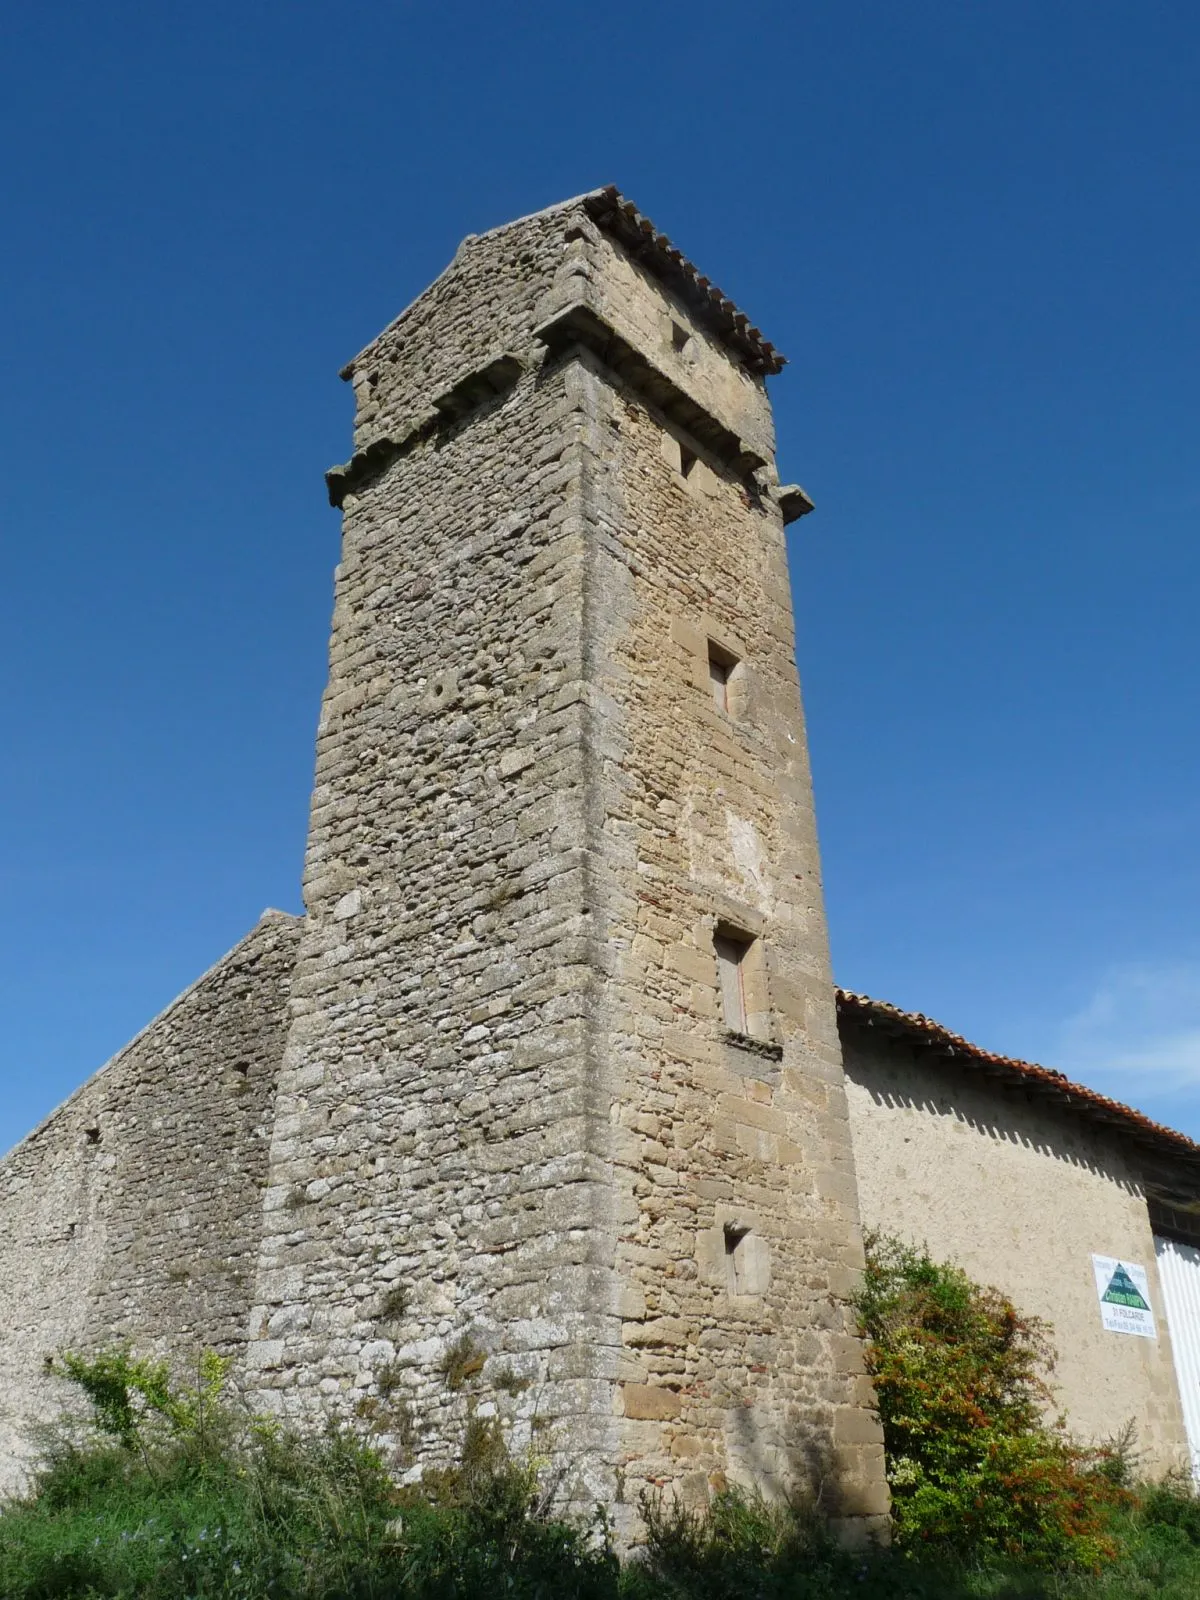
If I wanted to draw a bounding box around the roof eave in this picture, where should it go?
[836,987,1200,1173]
[583,186,786,377]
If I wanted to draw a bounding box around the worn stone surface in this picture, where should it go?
[247,193,888,1539]
[842,1018,1191,1475]
[0,192,889,1536]
[0,911,299,1490]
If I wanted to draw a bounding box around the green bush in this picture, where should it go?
[0,1347,617,1599]
[5,1328,1200,1597]
[855,1234,1130,1568]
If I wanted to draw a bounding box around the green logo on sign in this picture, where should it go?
[1102,1264,1150,1311]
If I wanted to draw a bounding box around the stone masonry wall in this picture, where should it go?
[342,201,574,457]
[0,910,299,1490]
[249,207,619,1500]
[250,193,887,1541]
[842,1020,1190,1475]
[567,221,886,1528]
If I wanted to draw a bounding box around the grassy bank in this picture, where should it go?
[7,1239,1200,1598]
[5,1407,1200,1599]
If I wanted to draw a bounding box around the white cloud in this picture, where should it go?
[1055,961,1200,1103]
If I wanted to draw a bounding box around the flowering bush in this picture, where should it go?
[856,1233,1131,1568]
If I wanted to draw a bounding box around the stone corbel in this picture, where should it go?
[776,484,815,524]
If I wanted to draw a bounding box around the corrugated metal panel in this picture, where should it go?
[1154,1234,1200,1480]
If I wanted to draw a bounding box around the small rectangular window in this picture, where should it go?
[714,932,752,1034]
[707,640,738,713]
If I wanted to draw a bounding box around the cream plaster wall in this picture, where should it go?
[841,1021,1189,1474]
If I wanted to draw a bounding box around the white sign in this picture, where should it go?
[1092,1254,1157,1339]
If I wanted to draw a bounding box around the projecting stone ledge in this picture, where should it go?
[533,301,769,481]
[777,484,815,523]
[325,353,524,507]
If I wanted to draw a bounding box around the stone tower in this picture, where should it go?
[248,188,888,1539]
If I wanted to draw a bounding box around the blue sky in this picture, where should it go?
[2,1,1198,1154]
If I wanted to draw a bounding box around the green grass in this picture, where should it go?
[0,1425,400,1598]
[6,1434,1200,1599]
[6,1344,1200,1598]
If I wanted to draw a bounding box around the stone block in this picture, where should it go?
[621,1383,682,1420]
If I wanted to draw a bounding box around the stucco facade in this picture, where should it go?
[841,999,1192,1475]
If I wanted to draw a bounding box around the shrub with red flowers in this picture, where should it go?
[855,1234,1131,1569]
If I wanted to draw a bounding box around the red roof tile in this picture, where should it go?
[836,987,1200,1170]
[583,186,785,377]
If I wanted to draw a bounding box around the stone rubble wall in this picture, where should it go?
[249,195,888,1542]
[248,206,621,1505]
[549,218,778,466]
[569,229,886,1530]
[0,911,299,1492]
[343,201,575,455]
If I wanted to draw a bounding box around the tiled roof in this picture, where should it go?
[836,987,1200,1172]
[583,186,785,377]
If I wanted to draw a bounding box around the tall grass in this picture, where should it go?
[4,1342,1200,1597]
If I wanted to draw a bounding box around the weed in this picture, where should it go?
[493,1365,532,1397]
[376,1360,404,1399]
[440,1332,487,1391]
[377,1283,410,1323]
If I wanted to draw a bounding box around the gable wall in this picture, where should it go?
[0,911,299,1490]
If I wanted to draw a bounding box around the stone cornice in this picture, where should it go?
[533,301,769,480]
[325,354,523,509]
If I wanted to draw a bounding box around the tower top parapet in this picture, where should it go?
[579,187,785,376]
[339,186,784,384]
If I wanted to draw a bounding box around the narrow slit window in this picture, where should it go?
[724,1223,750,1294]
[723,1222,769,1295]
[707,640,738,713]
[670,320,691,355]
[715,932,752,1034]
